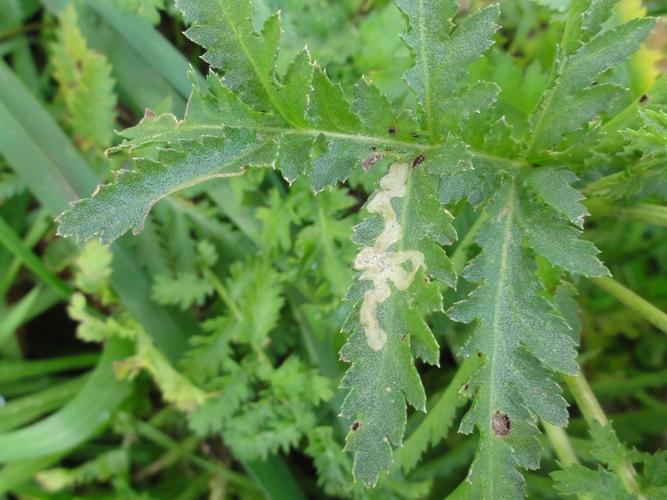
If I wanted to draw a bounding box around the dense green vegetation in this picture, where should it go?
[0,0,666,498]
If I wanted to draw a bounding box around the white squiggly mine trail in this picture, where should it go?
[354,163,425,351]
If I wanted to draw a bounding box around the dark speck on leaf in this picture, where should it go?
[411,132,421,138]
[463,384,469,391]
[370,146,377,151]
[388,127,397,135]
[412,155,425,168]
[591,80,598,86]
[477,352,483,358]
[640,94,648,104]
[512,50,525,59]
[492,411,511,436]
[351,420,361,431]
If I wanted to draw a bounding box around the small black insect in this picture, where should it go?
[412,154,426,168]
[362,152,384,172]
[388,127,397,135]
[351,420,361,431]
[640,94,649,104]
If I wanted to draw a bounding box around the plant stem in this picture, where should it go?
[203,268,243,321]
[0,208,50,298]
[542,422,590,500]
[542,422,579,467]
[0,214,72,300]
[133,418,258,492]
[592,276,667,335]
[587,199,667,227]
[565,371,644,498]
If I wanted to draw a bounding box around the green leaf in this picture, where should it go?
[395,0,499,138]
[527,1,655,156]
[393,356,481,474]
[57,132,276,243]
[35,450,128,493]
[551,421,666,499]
[116,0,166,24]
[339,159,464,486]
[0,338,132,462]
[152,272,214,309]
[51,5,117,151]
[552,464,632,499]
[447,176,605,498]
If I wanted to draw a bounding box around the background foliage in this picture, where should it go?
[0,0,666,498]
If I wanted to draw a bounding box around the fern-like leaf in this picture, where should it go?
[51,5,117,151]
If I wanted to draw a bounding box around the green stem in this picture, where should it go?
[616,203,667,226]
[0,214,72,300]
[587,199,667,227]
[583,159,662,196]
[565,372,643,498]
[0,208,50,298]
[203,268,243,321]
[592,276,667,335]
[541,423,589,500]
[542,421,580,467]
[133,418,258,492]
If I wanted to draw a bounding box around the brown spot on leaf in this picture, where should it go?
[492,411,511,437]
[351,420,361,431]
[640,94,649,104]
[388,127,397,135]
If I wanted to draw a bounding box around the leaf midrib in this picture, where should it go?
[417,0,434,137]
[128,122,529,171]
[485,179,517,498]
[216,5,297,128]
